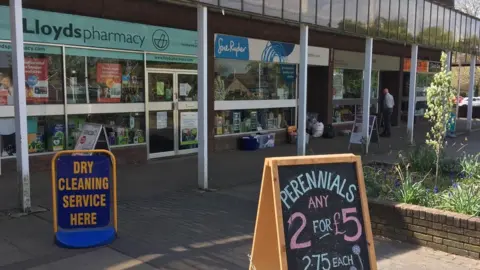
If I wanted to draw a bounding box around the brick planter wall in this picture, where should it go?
[369,198,480,259]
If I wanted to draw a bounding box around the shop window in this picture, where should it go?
[333,104,358,124]
[442,8,450,48]
[214,59,297,101]
[388,0,400,39]
[0,43,63,106]
[343,0,357,32]
[0,115,65,157]
[356,0,368,34]
[416,73,434,97]
[243,0,263,14]
[317,0,331,27]
[283,0,300,21]
[301,0,316,24]
[378,0,390,38]
[264,0,283,18]
[332,69,379,100]
[415,0,425,44]
[331,0,344,28]
[436,6,444,48]
[214,108,294,136]
[429,4,439,47]
[66,48,144,104]
[406,0,416,42]
[67,113,146,149]
[368,0,380,36]
[422,1,432,45]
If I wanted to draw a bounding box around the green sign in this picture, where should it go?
[0,6,197,55]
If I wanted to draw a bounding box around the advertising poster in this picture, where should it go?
[180,112,198,145]
[156,112,167,129]
[96,63,122,103]
[0,75,11,105]
[25,57,48,103]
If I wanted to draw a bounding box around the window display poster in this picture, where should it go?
[156,112,168,129]
[179,83,192,96]
[25,57,48,103]
[180,112,198,145]
[0,72,12,105]
[96,63,122,103]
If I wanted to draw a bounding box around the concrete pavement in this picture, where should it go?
[0,121,480,269]
[0,183,479,269]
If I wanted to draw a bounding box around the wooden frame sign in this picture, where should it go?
[250,154,377,270]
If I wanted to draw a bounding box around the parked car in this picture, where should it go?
[459,97,480,107]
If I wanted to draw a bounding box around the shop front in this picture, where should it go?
[212,34,329,150]
[0,6,199,171]
[332,50,401,128]
[401,58,441,121]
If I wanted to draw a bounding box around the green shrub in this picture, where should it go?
[458,153,480,180]
[399,146,437,174]
[437,183,480,216]
[363,166,392,198]
[389,165,429,205]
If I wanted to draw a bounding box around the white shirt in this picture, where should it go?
[384,93,394,109]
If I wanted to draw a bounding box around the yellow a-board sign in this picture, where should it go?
[250,154,377,270]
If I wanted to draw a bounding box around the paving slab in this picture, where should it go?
[27,248,159,270]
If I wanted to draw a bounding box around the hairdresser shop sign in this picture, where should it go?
[0,6,198,55]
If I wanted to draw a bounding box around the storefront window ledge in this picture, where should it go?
[214,129,285,138]
[110,143,147,149]
[332,121,354,126]
[214,100,296,111]
[0,106,14,117]
[66,103,145,115]
[1,151,55,160]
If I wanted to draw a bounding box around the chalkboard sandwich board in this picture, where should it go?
[250,154,377,270]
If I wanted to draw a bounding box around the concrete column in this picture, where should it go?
[197,5,208,189]
[407,45,418,144]
[10,0,31,212]
[362,38,373,153]
[297,24,308,156]
[467,56,476,131]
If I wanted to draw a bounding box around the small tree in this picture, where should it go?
[424,52,456,185]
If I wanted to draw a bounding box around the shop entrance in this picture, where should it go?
[146,69,198,159]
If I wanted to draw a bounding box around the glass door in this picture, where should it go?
[147,71,175,158]
[177,72,198,155]
[146,70,198,159]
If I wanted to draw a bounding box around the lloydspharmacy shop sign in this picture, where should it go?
[0,6,198,55]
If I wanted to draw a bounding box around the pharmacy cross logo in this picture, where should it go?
[152,29,170,51]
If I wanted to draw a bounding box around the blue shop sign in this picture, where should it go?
[214,34,249,60]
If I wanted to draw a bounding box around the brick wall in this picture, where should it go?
[369,198,480,259]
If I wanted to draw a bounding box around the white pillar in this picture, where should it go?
[407,45,418,144]
[467,56,476,131]
[362,38,373,153]
[10,0,31,212]
[297,24,308,156]
[197,5,208,189]
[446,51,452,71]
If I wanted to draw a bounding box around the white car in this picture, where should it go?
[459,97,480,107]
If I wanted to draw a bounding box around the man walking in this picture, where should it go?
[381,88,394,137]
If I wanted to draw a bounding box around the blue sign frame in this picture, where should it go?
[51,150,118,249]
